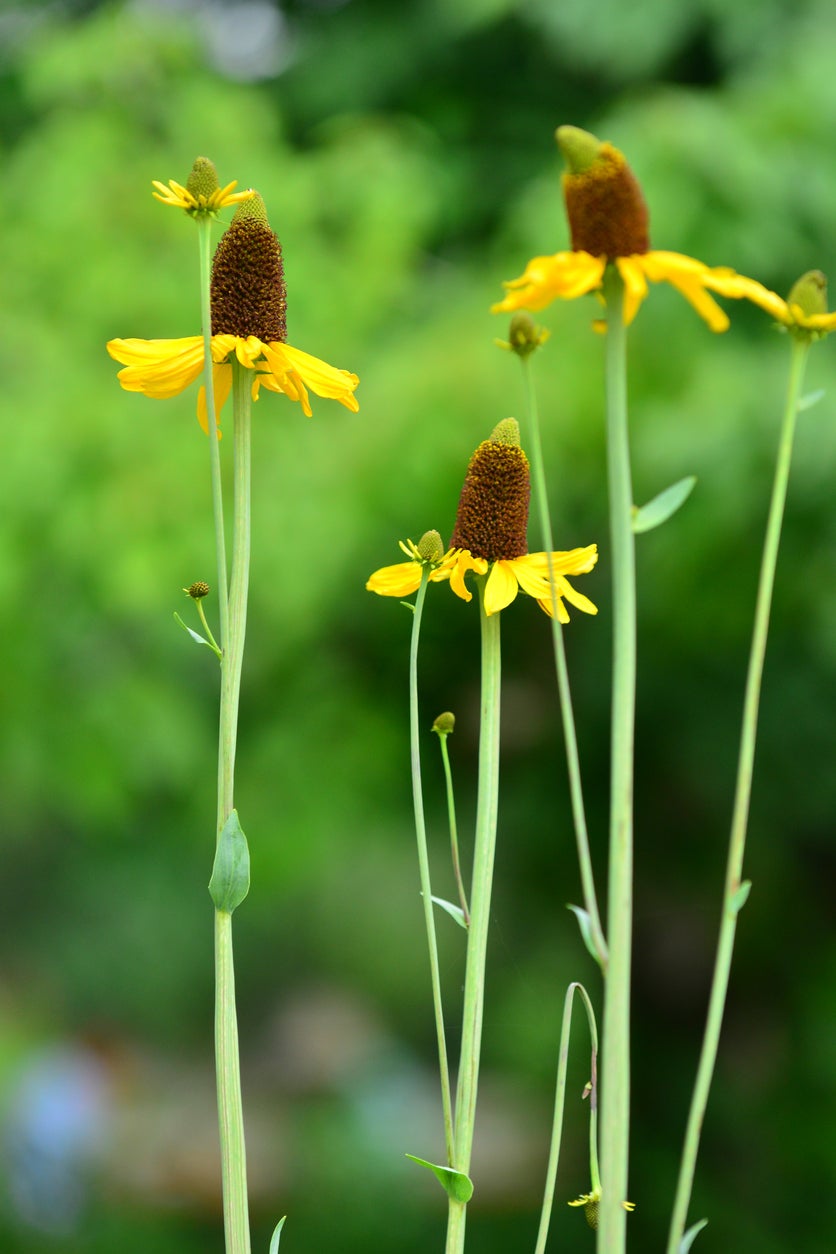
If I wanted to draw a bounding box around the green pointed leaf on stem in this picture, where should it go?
[567,904,599,963]
[173,612,212,648]
[268,1216,286,1254]
[209,810,250,913]
[405,1154,474,1202]
[679,1217,708,1252]
[730,880,751,914]
[797,389,824,412]
[632,476,696,534]
[430,894,468,929]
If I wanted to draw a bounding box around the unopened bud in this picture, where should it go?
[787,269,828,319]
[185,581,210,599]
[432,712,456,736]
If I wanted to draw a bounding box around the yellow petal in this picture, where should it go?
[615,257,649,326]
[483,561,519,615]
[197,362,233,435]
[524,546,599,576]
[106,336,205,397]
[365,562,423,597]
[448,551,487,602]
[265,342,360,413]
[492,251,605,313]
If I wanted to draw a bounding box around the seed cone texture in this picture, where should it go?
[211,194,287,342]
[557,126,650,258]
[450,422,530,561]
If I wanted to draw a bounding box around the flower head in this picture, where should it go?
[366,422,598,620]
[492,125,774,331]
[107,193,359,426]
[365,532,455,599]
[568,1187,635,1230]
[720,268,836,341]
[152,156,254,218]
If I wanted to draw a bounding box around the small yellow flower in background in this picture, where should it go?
[568,1186,635,1230]
[107,193,359,425]
[365,532,456,598]
[726,267,836,340]
[366,421,598,620]
[492,125,777,332]
[152,155,254,218]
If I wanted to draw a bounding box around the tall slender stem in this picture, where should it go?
[214,360,253,1254]
[409,571,455,1165]
[666,337,810,1254]
[445,581,502,1254]
[598,266,634,1252]
[519,353,607,969]
[196,218,229,656]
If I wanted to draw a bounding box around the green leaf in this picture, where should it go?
[269,1217,286,1254]
[173,611,212,648]
[209,810,251,913]
[730,880,751,914]
[632,476,696,533]
[430,895,467,928]
[679,1218,708,1252]
[405,1155,474,1202]
[798,388,825,412]
[567,904,600,963]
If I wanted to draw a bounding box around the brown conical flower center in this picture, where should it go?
[562,141,650,259]
[450,430,530,562]
[211,214,287,343]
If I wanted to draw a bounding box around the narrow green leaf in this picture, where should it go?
[269,1217,286,1254]
[797,388,824,413]
[679,1217,708,1252]
[567,904,599,963]
[730,880,752,914]
[632,476,696,534]
[173,612,211,648]
[430,895,467,929]
[209,810,251,913]
[405,1154,474,1202]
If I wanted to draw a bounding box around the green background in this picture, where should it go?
[1,0,834,1250]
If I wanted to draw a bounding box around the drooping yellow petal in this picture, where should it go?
[365,562,424,598]
[265,342,360,413]
[483,561,520,615]
[524,546,599,577]
[615,256,649,325]
[447,550,488,602]
[492,251,606,313]
[552,575,598,617]
[197,362,233,435]
[106,336,205,398]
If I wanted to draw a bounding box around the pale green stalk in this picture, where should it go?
[445,579,502,1254]
[534,983,598,1254]
[214,359,253,1254]
[598,266,634,1252]
[518,352,607,969]
[437,731,470,926]
[666,336,810,1254]
[196,217,229,652]
[409,570,455,1165]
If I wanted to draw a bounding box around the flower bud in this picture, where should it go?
[432,712,456,735]
[185,581,210,599]
[787,269,828,319]
[417,530,446,563]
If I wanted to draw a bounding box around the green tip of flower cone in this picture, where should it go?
[417,530,445,562]
[231,191,269,226]
[432,711,456,735]
[187,156,220,198]
[490,418,521,446]
[556,125,603,174]
[787,269,828,317]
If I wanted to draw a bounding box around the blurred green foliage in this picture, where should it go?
[1,0,835,1250]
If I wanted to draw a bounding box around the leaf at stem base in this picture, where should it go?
[405,1154,474,1202]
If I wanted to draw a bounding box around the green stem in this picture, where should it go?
[665,336,810,1254]
[409,571,455,1166]
[197,217,229,655]
[214,360,253,1254]
[534,983,598,1254]
[437,731,470,926]
[519,353,608,969]
[445,580,502,1254]
[598,266,634,1252]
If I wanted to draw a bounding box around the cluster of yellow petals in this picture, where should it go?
[366,541,598,620]
[151,178,254,215]
[106,333,360,427]
[492,248,788,333]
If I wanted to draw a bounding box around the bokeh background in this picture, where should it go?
[1,0,835,1250]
